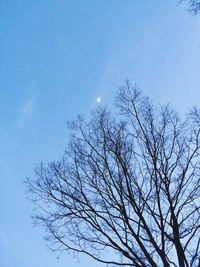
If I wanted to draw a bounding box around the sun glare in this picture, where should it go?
[97,97,101,103]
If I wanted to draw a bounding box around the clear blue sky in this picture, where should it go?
[0,1,200,267]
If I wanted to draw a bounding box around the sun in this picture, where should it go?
[96,97,101,103]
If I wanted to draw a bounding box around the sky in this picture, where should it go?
[0,1,200,267]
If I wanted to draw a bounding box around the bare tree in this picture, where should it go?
[181,0,200,14]
[27,82,200,267]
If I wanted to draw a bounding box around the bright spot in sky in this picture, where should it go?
[97,97,101,103]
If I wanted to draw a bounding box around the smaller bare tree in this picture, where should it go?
[27,82,200,267]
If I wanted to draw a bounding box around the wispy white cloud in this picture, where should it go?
[17,94,37,128]
[21,95,37,116]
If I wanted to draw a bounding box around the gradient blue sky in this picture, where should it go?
[1,1,200,267]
